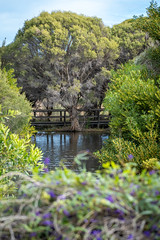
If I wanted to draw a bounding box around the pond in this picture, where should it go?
[32,131,108,172]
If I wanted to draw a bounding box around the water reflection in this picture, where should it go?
[33,131,108,172]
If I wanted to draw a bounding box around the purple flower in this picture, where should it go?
[105,195,114,203]
[91,229,101,236]
[151,200,158,204]
[127,234,133,239]
[130,190,135,196]
[44,157,50,165]
[81,181,87,185]
[63,209,70,216]
[77,191,82,195]
[43,212,52,219]
[109,173,114,178]
[128,154,134,160]
[43,167,49,173]
[149,170,156,175]
[35,211,40,216]
[84,219,89,223]
[115,209,124,216]
[143,231,151,237]
[56,237,62,240]
[117,169,123,173]
[48,190,56,198]
[58,195,66,200]
[42,220,53,226]
[91,218,97,223]
[56,181,60,185]
[155,190,160,196]
[22,193,27,198]
[30,232,37,237]
[152,225,157,230]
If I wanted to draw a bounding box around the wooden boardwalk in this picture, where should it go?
[31,108,110,128]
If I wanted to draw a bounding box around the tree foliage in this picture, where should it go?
[135,0,160,42]
[111,19,150,65]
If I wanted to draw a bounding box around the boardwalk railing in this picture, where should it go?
[31,108,110,128]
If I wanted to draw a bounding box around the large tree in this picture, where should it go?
[2,11,119,130]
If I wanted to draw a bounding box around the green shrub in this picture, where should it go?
[95,63,160,169]
[0,107,43,197]
[0,68,32,134]
[104,63,160,139]
[0,162,160,239]
[0,122,43,175]
[95,130,160,170]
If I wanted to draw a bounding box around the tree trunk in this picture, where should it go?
[69,106,81,131]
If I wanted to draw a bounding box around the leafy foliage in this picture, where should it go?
[0,163,160,239]
[0,122,43,176]
[95,130,160,171]
[103,63,160,138]
[135,0,160,42]
[111,19,150,64]
[135,45,160,78]
[0,68,32,133]
[0,106,43,197]
[94,62,160,169]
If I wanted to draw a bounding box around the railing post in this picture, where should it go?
[64,110,66,126]
[60,111,62,122]
[97,109,100,128]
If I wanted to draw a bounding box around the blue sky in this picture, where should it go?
[0,0,151,45]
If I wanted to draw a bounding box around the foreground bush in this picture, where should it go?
[0,122,42,175]
[0,107,43,197]
[0,161,160,240]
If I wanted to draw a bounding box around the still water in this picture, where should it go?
[32,131,108,172]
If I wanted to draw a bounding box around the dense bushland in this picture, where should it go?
[0,1,160,239]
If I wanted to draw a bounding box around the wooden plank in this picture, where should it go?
[33,115,70,119]
[33,108,105,113]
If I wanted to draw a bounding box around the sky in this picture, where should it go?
[0,0,151,46]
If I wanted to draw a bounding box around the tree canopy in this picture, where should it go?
[111,19,150,64]
[135,0,160,42]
